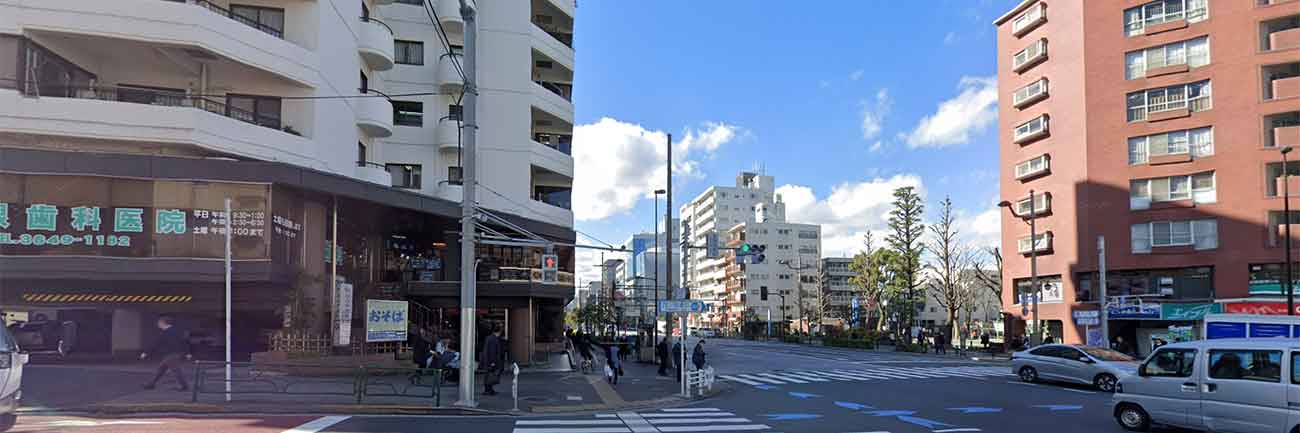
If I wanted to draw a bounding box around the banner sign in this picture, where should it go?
[1108,303,1161,320]
[1223,302,1300,316]
[1073,310,1100,325]
[365,300,409,342]
[1161,303,1222,321]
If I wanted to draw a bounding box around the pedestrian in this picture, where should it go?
[1111,335,1131,355]
[656,337,670,376]
[671,339,682,382]
[980,332,992,355]
[481,326,505,396]
[605,342,622,385]
[936,332,947,355]
[140,315,191,391]
[691,340,707,370]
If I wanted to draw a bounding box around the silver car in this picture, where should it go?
[1012,344,1138,392]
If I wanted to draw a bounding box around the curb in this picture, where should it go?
[20,403,512,417]
[530,380,733,414]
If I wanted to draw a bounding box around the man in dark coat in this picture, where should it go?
[691,340,707,370]
[656,337,669,376]
[140,315,191,391]
[481,327,505,396]
[671,339,682,382]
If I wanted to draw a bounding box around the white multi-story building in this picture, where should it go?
[714,201,820,331]
[680,171,777,310]
[0,0,575,363]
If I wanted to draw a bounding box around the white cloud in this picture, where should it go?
[777,174,925,258]
[905,76,998,149]
[849,69,864,81]
[572,118,740,221]
[860,89,892,141]
[869,141,883,153]
[943,31,959,45]
[957,207,1002,250]
[573,243,603,290]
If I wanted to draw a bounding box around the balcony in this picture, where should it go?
[1277,176,1300,198]
[532,81,574,122]
[1144,18,1188,35]
[356,96,394,137]
[358,17,396,71]
[436,118,460,152]
[1268,24,1300,52]
[533,132,572,155]
[433,0,465,35]
[355,162,392,186]
[1276,125,1300,148]
[534,81,573,102]
[437,53,465,92]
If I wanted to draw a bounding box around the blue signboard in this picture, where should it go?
[1206,322,1247,339]
[659,300,707,314]
[1108,303,1161,320]
[1250,323,1291,338]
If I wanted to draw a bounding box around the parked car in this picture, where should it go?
[1012,344,1138,392]
[1113,338,1300,432]
[0,324,28,431]
[8,320,76,359]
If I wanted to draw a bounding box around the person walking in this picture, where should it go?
[604,343,622,385]
[671,339,682,383]
[691,340,707,371]
[481,327,505,396]
[140,315,191,391]
[656,337,670,376]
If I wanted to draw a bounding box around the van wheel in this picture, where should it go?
[1094,373,1118,392]
[1018,366,1038,383]
[1115,404,1150,432]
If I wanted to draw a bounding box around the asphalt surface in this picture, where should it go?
[13,338,1136,433]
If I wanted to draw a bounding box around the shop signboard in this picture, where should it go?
[365,300,409,342]
[334,281,353,346]
[1161,303,1223,321]
[0,174,270,259]
[1108,303,1161,320]
[1222,302,1300,316]
[1073,310,1100,326]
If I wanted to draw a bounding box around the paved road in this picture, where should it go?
[12,338,1132,433]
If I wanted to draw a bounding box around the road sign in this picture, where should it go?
[541,254,558,284]
[659,299,707,313]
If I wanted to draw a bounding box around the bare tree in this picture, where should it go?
[800,261,834,334]
[973,247,1004,302]
[925,196,976,340]
[850,232,898,332]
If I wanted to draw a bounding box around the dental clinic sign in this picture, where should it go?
[0,202,267,258]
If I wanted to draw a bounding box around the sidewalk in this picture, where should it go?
[20,353,720,416]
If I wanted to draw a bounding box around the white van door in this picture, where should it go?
[1201,349,1286,433]
[1287,351,1300,433]
[0,327,23,404]
[1134,348,1201,428]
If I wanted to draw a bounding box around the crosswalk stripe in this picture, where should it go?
[830,370,888,380]
[660,408,722,412]
[736,374,786,384]
[871,368,937,378]
[718,375,765,386]
[657,425,771,432]
[641,412,736,418]
[647,418,754,424]
[801,370,866,380]
[777,371,831,382]
[843,370,912,379]
[512,428,630,433]
[756,373,807,384]
[516,420,627,426]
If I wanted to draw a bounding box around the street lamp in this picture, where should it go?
[653,188,667,343]
[999,190,1041,346]
[1284,147,1295,316]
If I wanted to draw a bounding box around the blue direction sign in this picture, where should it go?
[659,299,707,313]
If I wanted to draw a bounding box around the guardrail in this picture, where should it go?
[190,361,444,406]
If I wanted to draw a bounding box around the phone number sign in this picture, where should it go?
[0,202,267,258]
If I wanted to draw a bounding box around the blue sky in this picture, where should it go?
[568,0,1017,284]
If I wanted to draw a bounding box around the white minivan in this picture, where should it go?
[1113,338,1300,432]
[0,324,27,431]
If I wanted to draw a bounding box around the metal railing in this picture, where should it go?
[362,16,395,36]
[190,0,286,39]
[533,80,572,101]
[532,132,572,155]
[24,84,285,131]
[190,361,443,406]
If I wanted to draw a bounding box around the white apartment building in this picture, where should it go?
[680,171,777,311]
[820,257,855,321]
[0,0,575,363]
[714,201,820,331]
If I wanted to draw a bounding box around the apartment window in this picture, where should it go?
[230,5,285,38]
[1125,0,1209,37]
[1012,78,1049,107]
[1012,39,1048,72]
[225,94,282,129]
[1011,2,1047,36]
[448,104,463,121]
[779,274,792,280]
[1017,232,1053,254]
[1131,219,1218,253]
[1015,193,1050,216]
[392,101,423,126]
[386,164,422,189]
[760,286,768,301]
[798,230,818,239]
[394,40,424,65]
[1126,37,1210,79]
[1128,127,1214,165]
[1013,115,1049,143]
[1015,154,1051,179]
[1126,80,1212,122]
[1130,172,1216,209]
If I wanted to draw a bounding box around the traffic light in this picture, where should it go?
[752,244,766,264]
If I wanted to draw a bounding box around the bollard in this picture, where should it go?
[511,363,520,412]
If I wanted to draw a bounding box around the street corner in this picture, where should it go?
[9,414,337,433]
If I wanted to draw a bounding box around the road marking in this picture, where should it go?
[513,428,631,433]
[617,411,659,433]
[661,408,723,412]
[757,373,808,383]
[657,425,771,432]
[283,416,351,433]
[567,395,584,401]
[718,374,765,385]
[517,420,628,426]
[736,374,787,384]
[648,418,753,424]
[778,371,831,382]
[934,429,983,432]
[641,412,737,418]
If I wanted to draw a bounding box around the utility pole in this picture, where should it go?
[1284,146,1295,316]
[665,133,674,337]
[455,0,478,408]
[1098,236,1109,348]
